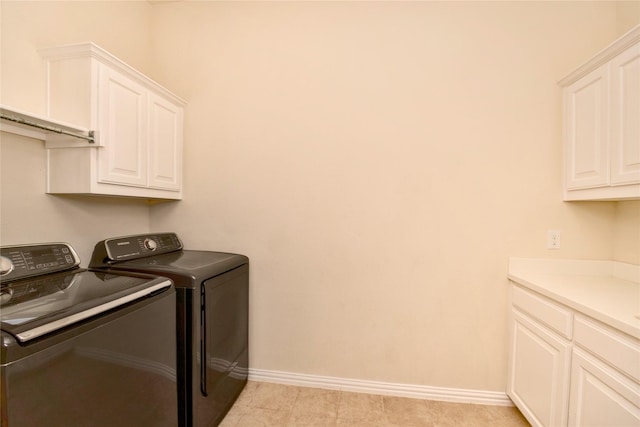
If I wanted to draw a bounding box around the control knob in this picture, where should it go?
[143,238,158,251]
[0,256,14,276]
[0,288,12,304]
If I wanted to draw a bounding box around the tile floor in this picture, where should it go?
[220,381,530,427]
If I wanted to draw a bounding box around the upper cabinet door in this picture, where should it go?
[564,65,610,190]
[148,92,183,191]
[98,65,148,187]
[610,42,640,186]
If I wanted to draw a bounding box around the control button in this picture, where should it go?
[0,288,13,304]
[144,238,158,251]
[62,247,69,254]
[0,256,14,276]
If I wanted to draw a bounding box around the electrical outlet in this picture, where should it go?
[547,230,561,249]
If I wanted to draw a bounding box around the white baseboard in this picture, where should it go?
[248,368,513,407]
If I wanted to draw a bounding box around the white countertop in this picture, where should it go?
[508,258,640,340]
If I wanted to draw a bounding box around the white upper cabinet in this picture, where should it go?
[40,43,185,201]
[559,26,640,201]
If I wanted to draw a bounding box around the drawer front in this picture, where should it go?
[574,315,640,382]
[511,284,573,339]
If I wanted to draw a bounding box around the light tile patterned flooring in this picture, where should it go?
[220,381,530,427]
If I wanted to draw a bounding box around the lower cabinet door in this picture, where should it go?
[569,347,640,427]
[508,309,572,427]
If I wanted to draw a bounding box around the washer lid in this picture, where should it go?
[0,270,172,342]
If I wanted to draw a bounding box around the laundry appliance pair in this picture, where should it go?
[1,232,248,427]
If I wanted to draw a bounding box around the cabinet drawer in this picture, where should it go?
[511,285,573,339]
[574,315,640,382]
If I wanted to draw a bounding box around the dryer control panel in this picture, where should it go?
[96,233,183,263]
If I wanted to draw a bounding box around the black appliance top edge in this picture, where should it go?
[1,269,173,343]
[90,250,248,288]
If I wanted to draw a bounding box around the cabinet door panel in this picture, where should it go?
[569,348,640,427]
[610,42,640,186]
[508,310,571,427]
[98,65,148,187]
[148,93,182,191]
[564,65,610,189]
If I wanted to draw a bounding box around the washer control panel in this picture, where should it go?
[102,233,183,262]
[0,243,80,282]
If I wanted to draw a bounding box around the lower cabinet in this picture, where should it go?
[508,284,640,427]
[508,310,571,426]
[569,347,640,426]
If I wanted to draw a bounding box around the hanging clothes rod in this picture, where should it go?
[0,111,95,143]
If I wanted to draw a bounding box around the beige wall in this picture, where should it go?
[0,0,155,115]
[614,201,640,264]
[618,0,640,34]
[148,1,636,392]
[1,0,638,395]
[0,1,155,263]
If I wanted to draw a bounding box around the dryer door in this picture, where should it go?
[200,264,249,416]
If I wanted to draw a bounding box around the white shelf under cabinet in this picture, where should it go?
[0,104,96,147]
